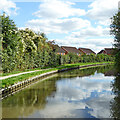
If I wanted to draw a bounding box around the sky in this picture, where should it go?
[0,0,119,53]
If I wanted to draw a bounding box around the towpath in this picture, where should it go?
[0,69,50,80]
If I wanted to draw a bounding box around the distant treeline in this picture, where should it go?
[0,13,114,73]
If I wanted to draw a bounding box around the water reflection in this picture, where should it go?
[2,65,115,118]
[2,75,58,118]
[110,67,120,119]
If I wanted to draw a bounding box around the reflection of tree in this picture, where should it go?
[110,69,120,119]
[58,68,95,78]
[58,65,114,78]
[2,77,58,118]
[97,65,114,75]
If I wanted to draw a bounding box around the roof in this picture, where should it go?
[97,50,105,54]
[48,44,66,53]
[97,48,114,55]
[56,46,66,53]
[104,48,114,55]
[79,48,96,54]
[61,46,81,54]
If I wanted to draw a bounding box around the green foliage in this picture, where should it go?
[1,13,19,51]
[1,13,20,72]
[114,51,120,72]
[110,10,120,71]
[110,11,120,119]
[110,11,120,46]
[1,13,114,74]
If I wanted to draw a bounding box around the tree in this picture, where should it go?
[1,13,20,72]
[1,13,20,52]
[110,9,120,71]
[110,11,120,49]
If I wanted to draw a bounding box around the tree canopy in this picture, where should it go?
[110,9,120,71]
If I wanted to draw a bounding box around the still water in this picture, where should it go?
[2,65,118,118]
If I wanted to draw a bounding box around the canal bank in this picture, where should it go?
[2,65,116,118]
[1,62,113,99]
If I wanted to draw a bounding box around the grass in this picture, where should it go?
[1,62,113,88]
[2,67,43,76]
[57,62,113,69]
[2,61,114,76]
[2,68,57,88]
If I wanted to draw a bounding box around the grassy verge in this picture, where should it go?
[57,62,113,69]
[2,62,113,88]
[2,61,114,76]
[2,67,43,76]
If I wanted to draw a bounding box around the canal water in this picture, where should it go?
[2,65,118,118]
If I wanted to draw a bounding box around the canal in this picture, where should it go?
[2,65,119,118]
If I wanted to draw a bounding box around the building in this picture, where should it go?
[55,45,66,55]
[61,46,82,55]
[47,42,66,55]
[78,48,96,55]
[98,48,114,55]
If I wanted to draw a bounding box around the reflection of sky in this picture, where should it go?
[29,72,115,118]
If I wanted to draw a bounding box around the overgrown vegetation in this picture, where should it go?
[1,13,114,74]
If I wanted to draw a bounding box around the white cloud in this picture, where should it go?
[87,0,119,26]
[87,0,119,20]
[25,18,113,53]
[26,18,91,33]
[11,0,95,2]
[97,19,111,26]
[21,0,117,51]
[33,0,86,19]
[0,0,18,15]
[71,26,111,38]
[54,37,113,53]
[53,25,113,53]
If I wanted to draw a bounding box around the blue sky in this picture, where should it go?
[0,0,119,53]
